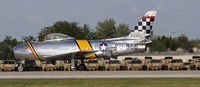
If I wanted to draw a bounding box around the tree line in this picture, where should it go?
[0,19,199,60]
[148,35,193,52]
[38,19,130,41]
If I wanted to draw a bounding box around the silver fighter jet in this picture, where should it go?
[13,11,157,71]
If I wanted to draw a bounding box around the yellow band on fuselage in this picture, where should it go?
[76,40,93,51]
[76,40,96,58]
[27,42,40,60]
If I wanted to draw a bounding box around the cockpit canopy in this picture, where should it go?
[44,33,75,42]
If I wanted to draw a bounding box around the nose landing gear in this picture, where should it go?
[18,60,25,71]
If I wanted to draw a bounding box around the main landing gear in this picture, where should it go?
[70,58,76,71]
[70,57,86,71]
[78,59,86,71]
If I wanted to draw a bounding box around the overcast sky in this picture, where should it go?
[0,0,199,41]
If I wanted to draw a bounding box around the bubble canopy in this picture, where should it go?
[44,33,75,41]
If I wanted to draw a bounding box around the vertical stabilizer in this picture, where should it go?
[127,11,157,39]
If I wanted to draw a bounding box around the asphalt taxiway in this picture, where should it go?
[0,71,200,79]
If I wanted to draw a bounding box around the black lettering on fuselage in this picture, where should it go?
[115,44,135,48]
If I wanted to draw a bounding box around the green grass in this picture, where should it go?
[0,78,200,87]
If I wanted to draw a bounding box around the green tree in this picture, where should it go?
[22,36,35,42]
[38,21,93,41]
[176,34,191,50]
[114,23,131,37]
[149,34,193,52]
[81,24,96,40]
[0,36,21,60]
[95,19,116,39]
[95,19,131,39]
[160,36,175,51]
[190,39,200,49]
[149,37,167,51]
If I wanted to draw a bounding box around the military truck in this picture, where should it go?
[127,59,143,70]
[40,61,55,71]
[54,60,70,71]
[85,60,99,71]
[168,59,183,70]
[189,56,200,70]
[142,57,152,70]
[105,60,121,71]
[182,62,192,70]
[22,60,60,71]
[1,60,18,71]
[147,59,162,70]
[162,57,173,70]
[22,60,43,71]
[120,57,133,70]
[98,59,109,71]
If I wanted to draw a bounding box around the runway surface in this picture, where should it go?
[0,71,200,79]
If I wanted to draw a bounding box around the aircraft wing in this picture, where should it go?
[44,50,98,60]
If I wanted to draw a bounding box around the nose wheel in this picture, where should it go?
[18,65,24,72]
[18,60,25,72]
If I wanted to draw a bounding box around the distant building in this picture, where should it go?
[176,48,184,52]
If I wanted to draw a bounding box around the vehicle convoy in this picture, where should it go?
[13,11,157,71]
[1,56,200,71]
[22,60,70,71]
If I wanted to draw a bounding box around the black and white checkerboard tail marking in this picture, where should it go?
[127,11,157,39]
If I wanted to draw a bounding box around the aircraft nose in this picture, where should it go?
[13,44,28,58]
[13,45,21,55]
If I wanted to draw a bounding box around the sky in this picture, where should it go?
[0,0,200,41]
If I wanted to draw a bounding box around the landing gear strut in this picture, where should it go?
[71,58,76,71]
[18,60,25,71]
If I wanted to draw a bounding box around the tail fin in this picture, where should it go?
[127,11,157,38]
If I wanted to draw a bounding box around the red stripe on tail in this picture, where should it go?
[142,16,155,19]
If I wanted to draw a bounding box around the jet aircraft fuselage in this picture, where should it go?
[14,39,144,60]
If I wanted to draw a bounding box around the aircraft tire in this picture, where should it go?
[60,66,65,71]
[36,67,42,71]
[142,65,147,70]
[78,64,86,71]
[18,65,24,72]
[98,66,106,71]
